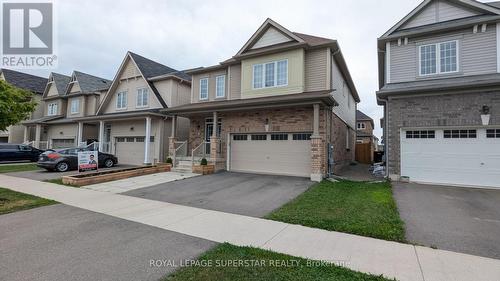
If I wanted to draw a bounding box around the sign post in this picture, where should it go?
[78,150,98,172]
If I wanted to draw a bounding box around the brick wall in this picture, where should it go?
[331,114,356,173]
[387,91,500,176]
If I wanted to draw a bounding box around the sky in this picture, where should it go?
[20,0,427,139]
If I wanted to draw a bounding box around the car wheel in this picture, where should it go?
[56,162,69,172]
[104,158,114,168]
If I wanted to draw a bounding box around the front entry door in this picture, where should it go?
[205,118,222,153]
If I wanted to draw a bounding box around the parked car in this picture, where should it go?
[37,148,118,172]
[0,144,44,162]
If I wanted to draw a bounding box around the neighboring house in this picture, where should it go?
[0,68,47,143]
[23,71,111,150]
[355,110,376,163]
[165,19,359,181]
[377,0,500,188]
[74,52,191,165]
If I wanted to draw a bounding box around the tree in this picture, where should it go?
[0,80,37,131]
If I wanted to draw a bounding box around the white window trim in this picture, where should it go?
[70,99,79,114]
[116,91,127,110]
[418,40,459,77]
[357,123,366,129]
[252,59,288,90]
[215,75,225,98]
[199,78,209,101]
[136,88,149,108]
[48,103,58,116]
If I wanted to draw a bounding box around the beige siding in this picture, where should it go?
[229,64,242,100]
[331,56,356,128]
[250,27,292,49]
[66,96,84,118]
[47,124,77,141]
[241,49,305,99]
[305,48,328,92]
[85,95,99,116]
[153,79,192,107]
[121,60,141,79]
[69,82,81,93]
[44,99,66,116]
[46,82,59,97]
[192,69,228,103]
[103,79,162,114]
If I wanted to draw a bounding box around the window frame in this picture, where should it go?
[70,99,79,114]
[199,78,209,101]
[47,102,58,116]
[418,40,459,77]
[116,91,128,110]
[215,75,226,98]
[136,88,149,108]
[357,123,366,130]
[252,59,288,89]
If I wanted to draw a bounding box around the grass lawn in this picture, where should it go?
[266,180,406,242]
[0,187,56,215]
[164,243,393,281]
[0,163,40,173]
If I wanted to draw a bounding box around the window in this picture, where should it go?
[233,134,248,141]
[253,60,288,89]
[135,137,145,142]
[215,75,225,98]
[271,134,288,140]
[199,78,208,100]
[251,134,267,141]
[357,123,366,130]
[116,137,125,142]
[443,130,476,139]
[70,99,79,114]
[136,88,148,108]
[293,133,312,140]
[419,41,458,76]
[116,92,127,109]
[406,130,435,139]
[48,103,58,116]
[126,137,135,142]
[150,136,155,142]
[486,129,500,138]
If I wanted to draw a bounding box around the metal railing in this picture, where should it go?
[101,142,111,153]
[82,142,99,151]
[191,141,210,165]
[172,141,187,167]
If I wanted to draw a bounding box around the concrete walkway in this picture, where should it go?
[83,171,199,193]
[1,174,499,281]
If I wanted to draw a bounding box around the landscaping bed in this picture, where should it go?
[163,243,393,281]
[266,180,406,242]
[62,165,171,186]
[0,187,56,215]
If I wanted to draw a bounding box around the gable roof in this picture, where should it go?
[356,110,374,128]
[380,0,500,38]
[0,68,47,94]
[42,72,71,99]
[67,71,111,95]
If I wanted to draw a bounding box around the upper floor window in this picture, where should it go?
[116,91,127,109]
[419,41,458,76]
[47,103,58,116]
[70,99,79,114]
[136,88,148,108]
[253,60,288,89]
[200,78,208,100]
[215,75,225,98]
[357,123,366,130]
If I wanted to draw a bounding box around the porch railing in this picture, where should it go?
[191,141,210,165]
[172,141,187,167]
[101,142,111,154]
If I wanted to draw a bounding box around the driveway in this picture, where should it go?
[393,182,500,259]
[5,164,136,181]
[125,172,313,218]
[0,204,215,281]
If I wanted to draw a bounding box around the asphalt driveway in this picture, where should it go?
[393,182,500,259]
[5,164,136,181]
[125,172,313,218]
[0,204,215,281]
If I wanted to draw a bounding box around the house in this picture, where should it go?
[0,69,48,143]
[72,52,191,165]
[22,71,111,150]
[165,19,360,181]
[355,110,376,163]
[377,0,500,188]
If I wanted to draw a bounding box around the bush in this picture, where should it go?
[200,158,208,166]
[166,157,173,164]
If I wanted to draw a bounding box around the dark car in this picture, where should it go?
[0,144,44,162]
[37,148,118,172]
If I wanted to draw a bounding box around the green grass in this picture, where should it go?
[0,163,40,173]
[266,180,406,242]
[164,243,394,281]
[0,187,56,215]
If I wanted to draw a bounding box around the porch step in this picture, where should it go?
[177,160,193,167]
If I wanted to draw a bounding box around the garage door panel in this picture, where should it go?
[401,129,500,188]
[114,136,154,166]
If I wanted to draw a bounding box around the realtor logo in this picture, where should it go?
[1,1,57,68]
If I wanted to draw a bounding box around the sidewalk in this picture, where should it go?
[1,174,499,281]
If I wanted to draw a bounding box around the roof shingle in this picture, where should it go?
[0,68,47,94]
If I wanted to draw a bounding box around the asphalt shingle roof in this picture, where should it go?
[128,52,190,81]
[50,73,71,96]
[356,110,373,121]
[292,32,336,46]
[72,71,111,93]
[1,68,47,94]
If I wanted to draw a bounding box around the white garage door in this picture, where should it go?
[114,136,154,165]
[229,133,311,177]
[401,128,500,188]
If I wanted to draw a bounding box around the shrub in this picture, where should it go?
[200,158,208,166]
[166,157,173,164]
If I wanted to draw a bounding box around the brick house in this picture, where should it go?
[377,0,500,188]
[355,110,376,163]
[166,19,359,182]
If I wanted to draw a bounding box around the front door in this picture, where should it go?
[205,118,222,153]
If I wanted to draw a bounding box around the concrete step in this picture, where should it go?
[172,168,193,173]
